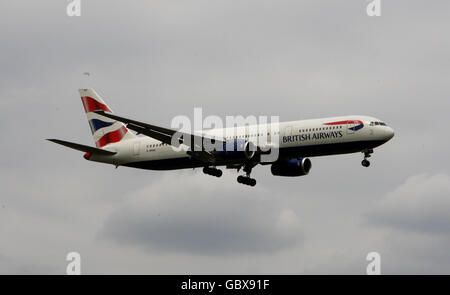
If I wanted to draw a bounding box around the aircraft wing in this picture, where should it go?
[94,110,225,163]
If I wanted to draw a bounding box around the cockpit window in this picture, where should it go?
[370,121,388,126]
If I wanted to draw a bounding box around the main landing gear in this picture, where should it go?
[361,149,373,167]
[237,175,256,186]
[203,167,223,177]
[237,165,257,187]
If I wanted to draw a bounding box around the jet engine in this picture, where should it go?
[271,158,312,177]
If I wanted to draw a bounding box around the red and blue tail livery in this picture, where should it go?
[79,89,135,147]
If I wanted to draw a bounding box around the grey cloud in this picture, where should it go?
[360,173,450,274]
[366,173,450,235]
[376,231,450,274]
[99,172,304,255]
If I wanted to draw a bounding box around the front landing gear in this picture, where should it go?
[361,149,373,167]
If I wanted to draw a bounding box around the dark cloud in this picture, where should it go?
[366,174,450,234]
[99,172,303,255]
[359,173,450,274]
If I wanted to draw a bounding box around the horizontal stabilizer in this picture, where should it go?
[47,139,116,156]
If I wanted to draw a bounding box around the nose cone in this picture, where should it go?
[385,127,395,141]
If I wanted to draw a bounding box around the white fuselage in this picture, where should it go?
[89,115,394,170]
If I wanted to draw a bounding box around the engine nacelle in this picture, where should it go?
[217,140,256,160]
[271,158,312,177]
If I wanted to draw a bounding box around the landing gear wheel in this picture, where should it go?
[203,167,222,177]
[237,163,257,186]
[361,149,373,168]
[362,159,370,167]
[237,175,257,186]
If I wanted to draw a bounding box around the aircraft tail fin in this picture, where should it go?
[79,88,136,147]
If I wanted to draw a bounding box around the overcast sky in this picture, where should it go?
[0,0,449,274]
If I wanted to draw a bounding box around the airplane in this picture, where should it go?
[48,89,394,186]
